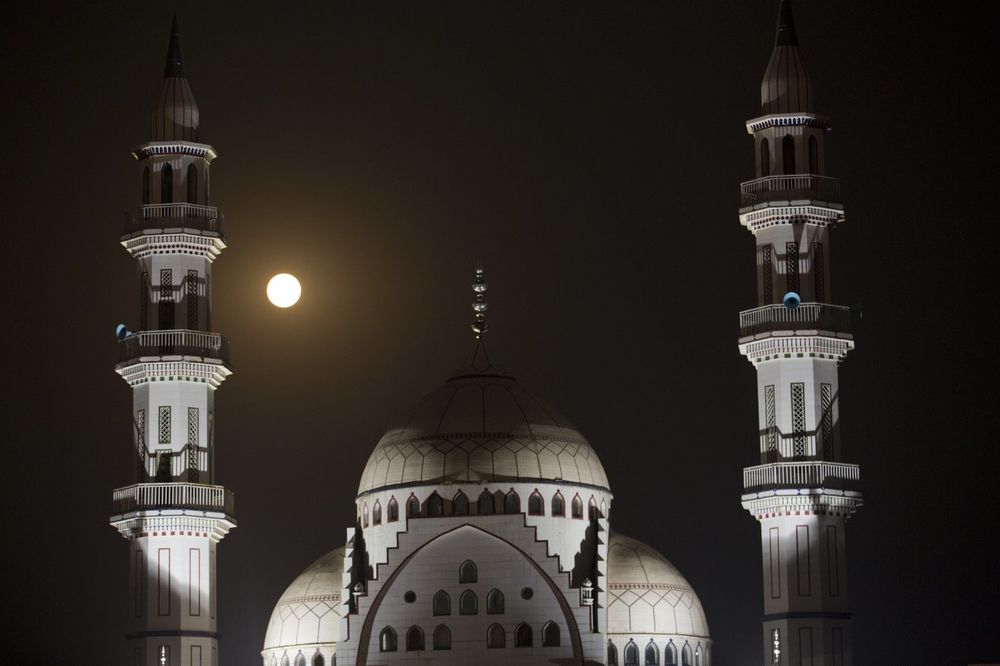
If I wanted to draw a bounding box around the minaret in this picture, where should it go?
[738,3,863,665]
[110,17,235,666]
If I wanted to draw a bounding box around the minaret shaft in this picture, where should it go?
[739,3,862,665]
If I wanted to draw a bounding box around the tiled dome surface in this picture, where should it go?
[607,533,710,638]
[263,548,345,652]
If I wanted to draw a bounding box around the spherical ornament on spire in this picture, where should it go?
[471,266,489,338]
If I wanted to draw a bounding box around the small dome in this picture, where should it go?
[607,533,710,638]
[262,548,345,654]
[357,352,609,495]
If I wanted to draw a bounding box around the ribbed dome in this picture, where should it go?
[262,548,345,653]
[151,17,200,141]
[760,0,813,114]
[357,345,609,495]
[607,533,710,638]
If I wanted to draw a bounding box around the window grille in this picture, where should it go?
[765,385,777,463]
[158,406,171,444]
[791,383,806,458]
[785,242,799,295]
[187,407,199,482]
[187,270,198,329]
[821,383,833,460]
[762,246,773,304]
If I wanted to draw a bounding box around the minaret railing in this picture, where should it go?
[739,303,852,338]
[112,482,234,515]
[119,329,230,363]
[740,174,841,208]
[743,461,860,493]
[125,203,223,234]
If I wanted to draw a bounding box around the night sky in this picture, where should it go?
[3,2,998,664]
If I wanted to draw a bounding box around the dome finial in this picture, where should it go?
[471,263,489,339]
[775,0,798,47]
[164,14,184,78]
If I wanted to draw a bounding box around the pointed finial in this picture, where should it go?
[164,14,184,78]
[471,264,489,339]
[775,0,798,47]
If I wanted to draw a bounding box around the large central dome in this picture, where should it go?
[357,345,609,495]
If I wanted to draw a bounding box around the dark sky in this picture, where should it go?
[2,2,998,664]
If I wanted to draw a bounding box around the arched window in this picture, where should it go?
[379,627,397,652]
[552,492,565,517]
[608,642,619,665]
[601,499,608,518]
[452,490,469,515]
[281,655,289,666]
[571,495,584,519]
[808,135,819,174]
[682,644,693,666]
[362,504,369,528]
[187,163,198,203]
[528,491,544,516]
[515,623,533,648]
[387,497,399,522]
[459,560,478,583]
[433,590,451,616]
[142,166,150,204]
[160,163,173,203]
[504,490,520,514]
[459,589,478,615]
[589,496,599,519]
[406,495,420,519]
[760,138,770,177]
[486,588,504,614]
[695,645,703,666]
[625,641,640,665]
[542,621,560,647]
[312,654,324,666]
[433,624,451,650]
[645,641,660,665]
[665,643,677,665]
[782,135,796,175]
[270,656,277,666]
[295,654,306,666]
[372,500,382,525]
[487,623,505,648]
[427,492,443,517]
[478,489,495,514]
[406,626,424,651]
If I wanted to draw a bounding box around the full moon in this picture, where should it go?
[266,273,301,308]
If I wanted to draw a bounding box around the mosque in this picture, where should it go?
[107,2,862,665]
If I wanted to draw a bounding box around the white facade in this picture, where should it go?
[110,18,235,666]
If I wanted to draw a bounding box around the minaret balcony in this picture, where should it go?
[124,203,223,235]
[119,329,230,365]
[743,461,861,494]
[740,174,841,210]
[739,303,852,340]
[111,482,234,516]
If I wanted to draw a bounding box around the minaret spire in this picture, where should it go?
[774,0,798,46]
[760,0,812,115]
[164,14,184,78]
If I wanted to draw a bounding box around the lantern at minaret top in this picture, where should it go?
[737,2,863,665]
[109,16,235,666]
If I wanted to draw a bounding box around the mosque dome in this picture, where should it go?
[607,533,710,639]
[356,344,610,496]
[262,548,345,664]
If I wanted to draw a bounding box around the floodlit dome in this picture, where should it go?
[607,533,710,638]
[262,548,345,663]
[357,345,609,495]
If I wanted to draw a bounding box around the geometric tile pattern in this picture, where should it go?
[263,548,345,654]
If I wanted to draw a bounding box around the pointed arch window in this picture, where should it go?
[281,655,289,666]
[571,495,584,519]
[142,166,151,204]
[514,623,533,647]
[665,643,677,665]
[808,136,819,174]
[682,644,693,666]
[427,492,444,517]
[452,490,469,515]
[487,623,506,648]
[608,641,619,665]
[295,654,306,666]
[270,657,277,666]
[486,588,504,614]
[406,626,424,651]
[433,624,451,650]
[542,621,560,647]
[433,590,451,616]
[645,641,660,665]
[695,645,703,666]
[782,135,796,175]
[312,654,324,666]
[387,497,399,522]
[625,641,640,665]
[478,490,495,514]
[459,559,478,584]
[161,163,173,203]
[504,489,521,514]
[528,491,544,516]
[372,501,382,525]
[187,164,198,203]
[379,627,397,652]
[760,138,770,177]
[361,505,369,528]
[406,495,420,519]
[552,492,565,517]
[589,496,599,519]
[459,589,478,615]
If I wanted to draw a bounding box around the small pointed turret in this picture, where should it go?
[151,15,200,141]
[760,0,813,115]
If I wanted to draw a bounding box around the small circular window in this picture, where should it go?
[404,591,416,603]
[520,587,534,600]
